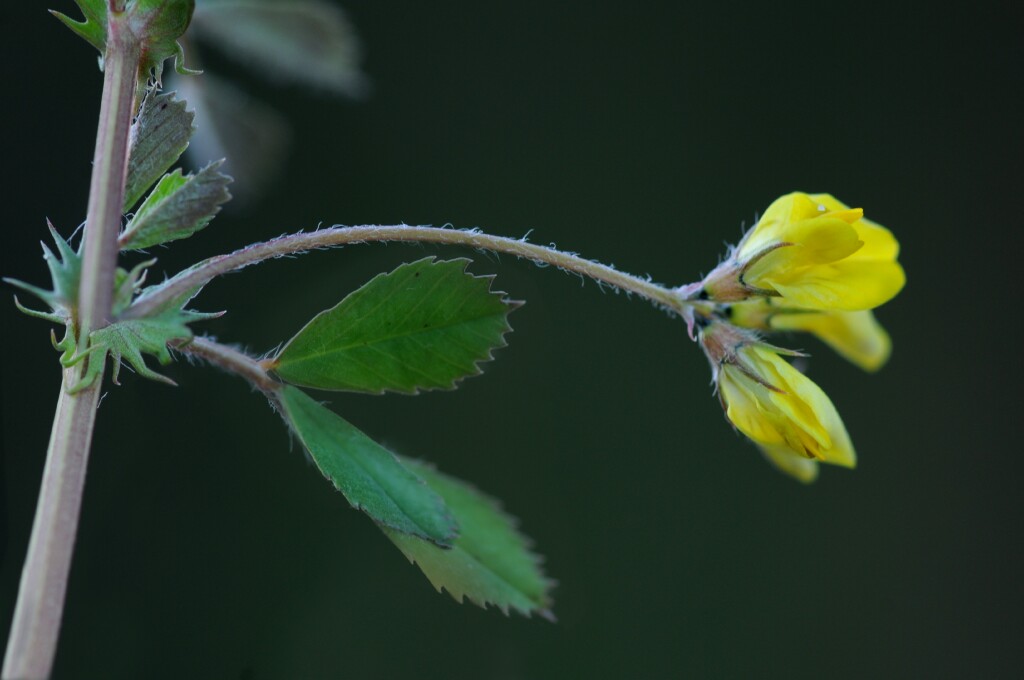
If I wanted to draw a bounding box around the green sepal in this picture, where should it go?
[4,223,83,321]
[112,258,157,315]
[63,305,220,393]
[90,308,196,386]
[4,222,220,392]
[382,458,555,619]
[124,91,196,211]
[273,258,520,394]
[53,326,82,366]
[170,39,202,77]
[275,386,459,546]
[12,297,64,325]
[127,0,197,83]
[130,256,211,318]
[50,0,107,57]
[51,1,197,82]
[120,161,232,250]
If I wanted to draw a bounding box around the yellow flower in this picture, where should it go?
[728,298,892,372]
[699,322,855,481]
[701,192,905,311]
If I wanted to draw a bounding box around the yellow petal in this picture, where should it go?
[751,349,833,451]
[771,310,892,372]
[718,347,856,469]
[759,443,820,483]
[742,217,863,287]
[738,192,814,257]
[809,193,899,260]
[753,348,856,468]
[849,217,900,261]
[762,259,906,311]
[719,370,786,445]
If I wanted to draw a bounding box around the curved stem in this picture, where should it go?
[125,226,700,321]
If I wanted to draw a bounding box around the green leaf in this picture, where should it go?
[120,161,232,250]
[273,258,519,394]
[276,386,458,546]
[124,91,196,211]
[51,0,107,57]
[190,0,367,96]
[383,458,554,619]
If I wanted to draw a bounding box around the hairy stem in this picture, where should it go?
[181,336,280,393]
[126,225,698,321]
[3,12,139,679]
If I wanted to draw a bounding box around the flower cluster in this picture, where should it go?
[687,192,904,482]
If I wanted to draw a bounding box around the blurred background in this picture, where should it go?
[2,1,1020,677]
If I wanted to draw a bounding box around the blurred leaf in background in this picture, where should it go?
[170,0,367,200]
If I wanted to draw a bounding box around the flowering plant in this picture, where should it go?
[4,2,906,673]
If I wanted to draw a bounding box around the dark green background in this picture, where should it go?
[3,2,1019,678]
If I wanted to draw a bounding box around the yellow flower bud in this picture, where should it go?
[698,321,856,480]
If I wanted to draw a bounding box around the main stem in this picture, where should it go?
[3,15,139,679]
[1,370,104,679]
[77,17,139,340]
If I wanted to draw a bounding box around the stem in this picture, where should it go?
[77,16,140,339]
[3,12,139,678]
[180,336,280,393]
[1,370,104,679]
[126,225,701,321]
[178,337,291,422]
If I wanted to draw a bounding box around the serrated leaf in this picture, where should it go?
[190,0,367,96]
[276,386,458,546]
[273,258,518,394]
[124,91,196,211]
[383,458,554,619]
[50,0,107,57]
[120,161,232,250]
